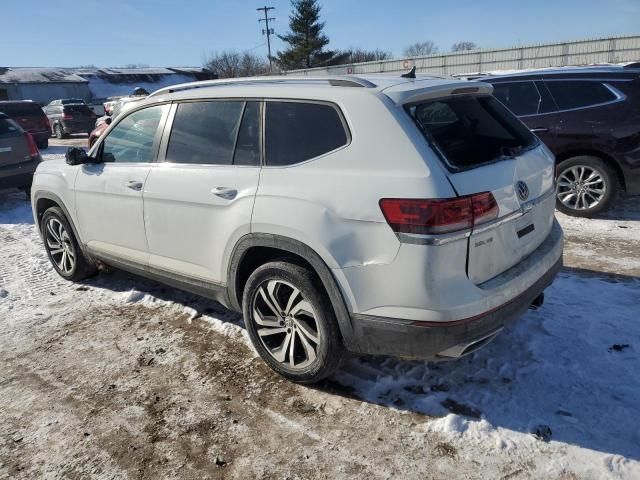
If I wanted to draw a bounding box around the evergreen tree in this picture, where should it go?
[276,0,334,69]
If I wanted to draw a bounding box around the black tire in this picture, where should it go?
[555,155,620,217]
[37,138,48,149]
[242,261,344,384]
[54,124,65,139]
[41,207,97,281]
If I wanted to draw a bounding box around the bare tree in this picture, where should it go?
[327,48,393,66]
[204,51,269,78]
[403,41,439,57]
[451,41,477,52]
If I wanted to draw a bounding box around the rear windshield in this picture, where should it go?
[408,95,537,171]
[0,117,21,135]
[64,104,93,115]
[0,102,44,117]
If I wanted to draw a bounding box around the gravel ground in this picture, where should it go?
[1,143,639,479]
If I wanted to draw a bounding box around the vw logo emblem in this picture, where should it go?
[516,181,529,202]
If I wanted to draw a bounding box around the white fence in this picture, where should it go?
[284,35,640,77]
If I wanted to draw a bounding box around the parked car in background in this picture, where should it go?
[0,113,42,198]
[0,101,50,149]
[33,75,562,383]
[43,102,97,139]
[45,98,86,107]
[483,65,640,216]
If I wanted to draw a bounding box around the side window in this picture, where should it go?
[166,101,245,165]
[545,81,617,110]
[492,82,541,116]
[233,101,261,166]
[534,81,557,114]
[265,102,348,166]
[102,104,167,163]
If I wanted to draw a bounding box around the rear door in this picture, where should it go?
[143,100,261,283]
[408,94,555,284]
[0,117,30,168]
[491,80,562,149]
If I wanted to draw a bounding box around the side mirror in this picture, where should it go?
[105,117,112,125]
[65,147,91,166]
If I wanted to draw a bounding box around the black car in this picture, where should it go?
[482,65,640,216]
[43,102,97,139]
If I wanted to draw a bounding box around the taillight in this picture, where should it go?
[379,192,498,235]
[62,114,73,120]
[43,117,50,129]
[25,133,39,158]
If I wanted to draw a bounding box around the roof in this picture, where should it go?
[470,65,640,81]
[0,68,88,84]
[146,73,484,106]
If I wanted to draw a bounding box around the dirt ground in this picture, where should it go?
[1,141,639,479]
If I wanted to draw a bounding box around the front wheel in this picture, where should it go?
[242,261,344,383]
[41,207,97,281]
[556,156,619,217]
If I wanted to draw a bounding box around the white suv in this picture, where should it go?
[31,75,563,383]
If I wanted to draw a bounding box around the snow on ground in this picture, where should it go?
[1,148,639,478]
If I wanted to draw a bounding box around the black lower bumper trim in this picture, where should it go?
[348,257,562,360]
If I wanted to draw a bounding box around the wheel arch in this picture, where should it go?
[33,191,83,244]
[555,149,626,192]
[228,233,360,351]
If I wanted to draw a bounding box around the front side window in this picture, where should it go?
[492,81,542,116]
[101,104,167,163]
[545,80,617,110]
[165,100,260,166]
[265,101,348,166]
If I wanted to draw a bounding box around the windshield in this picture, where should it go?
[408,95,537,171]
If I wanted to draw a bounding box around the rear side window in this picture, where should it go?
[265,102,348,166]
[545,80,617,110]
[409,95,537,170]
[166,101,249,165]
[0,102,44,117]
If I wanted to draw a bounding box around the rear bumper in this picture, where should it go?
[347,221,563,360]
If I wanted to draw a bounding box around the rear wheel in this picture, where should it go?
[242,261,344,383]
[556,156,619,217]
[54,124,65,139]
[41,207,97,281]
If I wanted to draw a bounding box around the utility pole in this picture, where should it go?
[257,6,275,72]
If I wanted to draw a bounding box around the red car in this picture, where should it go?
[0,101,50,149]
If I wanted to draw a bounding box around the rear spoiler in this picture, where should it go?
[383,81,494,106]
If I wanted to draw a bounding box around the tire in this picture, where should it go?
[242,261,345,384]
[555,155,619,217]
[54,124,65,139]
[41,207,97,281]
[37,138,48,150]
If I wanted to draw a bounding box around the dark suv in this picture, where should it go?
[483,66,640,216]
[43,102,97,139]
[0,101,50,150]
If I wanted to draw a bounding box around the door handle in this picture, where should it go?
[127,180,143,191]
[212,186,238,200]
[530,127,549,133]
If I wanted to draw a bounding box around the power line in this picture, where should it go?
[257,6,275,72]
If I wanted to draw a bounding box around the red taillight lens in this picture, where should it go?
[25,133,39,158]
[62,114,73,120]
[379,192,498,235]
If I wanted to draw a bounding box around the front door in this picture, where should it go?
[143,100,262,284]
[74,103,169,265]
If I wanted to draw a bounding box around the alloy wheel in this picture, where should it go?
[45,218,75,274]
[557,165,606,211]
[251,279,321,370]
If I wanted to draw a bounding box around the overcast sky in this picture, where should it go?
[4,0,639,67]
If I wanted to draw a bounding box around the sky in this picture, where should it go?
[3,0,639,67]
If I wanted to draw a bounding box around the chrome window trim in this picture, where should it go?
[395,187,556,246]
